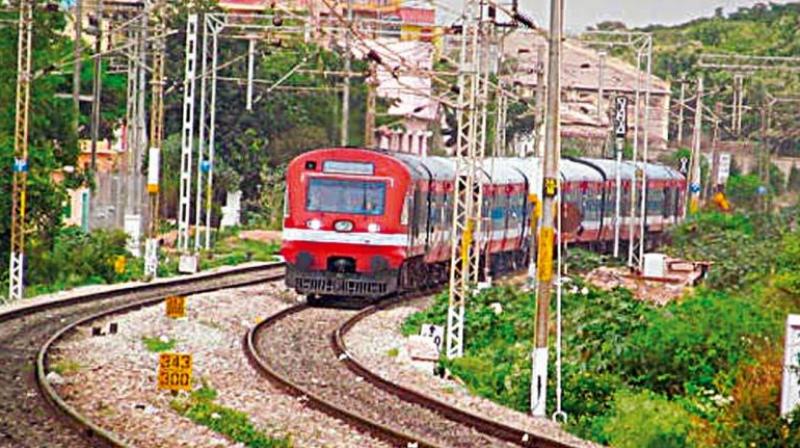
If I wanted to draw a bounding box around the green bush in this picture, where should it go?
[620,291,781,396]
[666,211,784,291]
[25,226,133,296]
[602,389,694,448]
[726,174,763,210]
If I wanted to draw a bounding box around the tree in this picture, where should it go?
[0,5,80,277]
[787,164,800,193]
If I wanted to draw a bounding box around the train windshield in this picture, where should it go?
[306,178,386,216]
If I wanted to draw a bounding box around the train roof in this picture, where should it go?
[561,158,605,182]
[293,148,683,188]
[578,158,637,181]
[483,159,528,185]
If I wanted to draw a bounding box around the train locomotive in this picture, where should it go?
[281,147,685,300]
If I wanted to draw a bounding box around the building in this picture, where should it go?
[504,30,672,156]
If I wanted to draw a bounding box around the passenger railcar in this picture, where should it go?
[281,147,685,300]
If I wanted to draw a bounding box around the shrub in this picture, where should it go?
[620,291,782,396]
[726,174,762,210]
[602,389,694,448]
[26,227,133,295]
[666,211,783,291]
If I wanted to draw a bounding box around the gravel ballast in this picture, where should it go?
[51,282,388,448]
[344,296,601,448]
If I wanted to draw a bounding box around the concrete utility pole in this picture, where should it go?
[705,102,722,199]
[532,0,562,418]
[145,0,166,278]
[677,78,686,146]
[73,0,83,129]
[89,0,104,174]
[760,100,772,212]
[340,0,353,146]
[597,51,605,123]
[688,76,703,215]
[8,0,33,302]
[533,45,546,157]
[365,61,376,147]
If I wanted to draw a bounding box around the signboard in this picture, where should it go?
[717,153,732,185]
[419,324,444,352]
[781,315,800,416]
[13,158,28,173]
[147,147,160,193]
[323,160,374,176]
[165,296,186,319]
[179,254,198,274]
[537,227,555,282]
[613,96,628,138]
[543,178,558,197]
[157,353,192,391]
[679,157,689,175]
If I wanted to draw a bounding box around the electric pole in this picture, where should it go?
[8,0,33,302]
[145,0,166,278]
[73,0,82,129]
[177,14,199,255]
[597,50,605,123]
[365,61,376,147]
[90,0,103,173]
[532,0,562,418]
[676,77,685,146]
[445,0,486,360]
[340,0,352,146]
[688,76,703,215]
[533,45,546,157]
[705,102,722,199]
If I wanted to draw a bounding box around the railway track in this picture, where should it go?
[0,262,284,448]
[244,296,580,448]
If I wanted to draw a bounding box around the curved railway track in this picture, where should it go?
[244,297,580,448]
[0,262,284,448]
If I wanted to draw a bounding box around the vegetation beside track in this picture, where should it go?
[6,226,280,299]
[172,385,293,448]
[404,208,800,447]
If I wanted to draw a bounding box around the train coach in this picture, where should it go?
[280,147,685,301]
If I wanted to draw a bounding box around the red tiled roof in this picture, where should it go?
[398,7,435,24]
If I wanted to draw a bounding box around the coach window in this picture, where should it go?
[647,187,664,216]
[306,178,386,216]
[663,187,673,217]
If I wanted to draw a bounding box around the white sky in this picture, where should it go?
[432,0,794,32]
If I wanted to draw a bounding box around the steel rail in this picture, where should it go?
[334,297,580,448]
[15,262,285,447]
[244,303,444,448]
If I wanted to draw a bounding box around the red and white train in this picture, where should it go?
[281,147,685,300]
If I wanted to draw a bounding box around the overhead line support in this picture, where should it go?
[8,0,33,302]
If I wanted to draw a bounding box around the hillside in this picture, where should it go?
[602,3,800,152]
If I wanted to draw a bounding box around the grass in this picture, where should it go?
[50,358,82,375]
[16,226,281,301]
[200,236,281,271]
[172,386,292,448]
[142,336,177,353]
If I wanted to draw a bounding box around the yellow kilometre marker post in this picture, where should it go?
[157,353,192,391]
[165,296,186,319]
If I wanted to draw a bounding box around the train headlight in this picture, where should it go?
[307,219,322,230]
[367,223,380,233]
[334,220,354,232]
